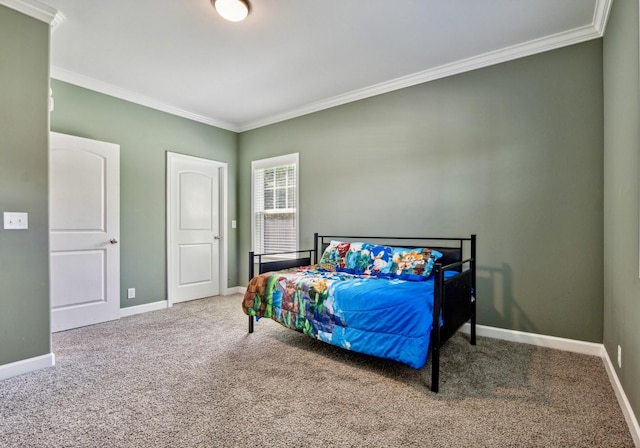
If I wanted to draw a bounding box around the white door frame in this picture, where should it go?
[166,152,228,307]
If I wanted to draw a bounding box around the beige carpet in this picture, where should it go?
[0,295,634,447]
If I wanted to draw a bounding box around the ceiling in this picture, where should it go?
[7,0,610,132]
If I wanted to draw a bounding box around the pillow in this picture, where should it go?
[364,244,393,276]
[386,247,443,281]
[318,240,350,272]
[420,248,443,279]
[343,242,373,274]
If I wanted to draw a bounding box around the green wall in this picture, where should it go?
[7,4,637,428]
[0,6,51,365]
[603,0,640,427]
[50,80,239,307]
[239,39,604,343]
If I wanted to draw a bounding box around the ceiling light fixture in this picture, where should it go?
[213,0,250,22]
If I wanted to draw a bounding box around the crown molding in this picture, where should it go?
[0,0,63,26]
[50,9,65,29]
[592,0,613,35]
[239,1,612,132]
[51,66,240,132]
[47,0,611,134]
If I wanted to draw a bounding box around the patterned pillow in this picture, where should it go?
[420,248,443,279]
[364,245,393,276]
[318,240,351,272]
[386,247,443,281]
[343,242,373,274]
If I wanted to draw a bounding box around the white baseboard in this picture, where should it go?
[223,286,246,295]
[460,323,639,445]
[460,323,603,356]
[121,291,244,317]
[120,300,168,318]
[602,347,640,447]
[0,353,55,381]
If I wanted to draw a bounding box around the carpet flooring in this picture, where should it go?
[0,294,634,447]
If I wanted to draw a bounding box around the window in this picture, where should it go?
[251,153,299,254]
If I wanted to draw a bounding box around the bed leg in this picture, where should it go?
[431,346,440,393]
[470,234,477,346]
[248,315,254,333]
[470,300,477,346]
[431,263,443,393]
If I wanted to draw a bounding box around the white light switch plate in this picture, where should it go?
[3,212,28,230]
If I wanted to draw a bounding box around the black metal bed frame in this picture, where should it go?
[247,233,477,393]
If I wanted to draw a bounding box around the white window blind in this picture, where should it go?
[252,154,299,254]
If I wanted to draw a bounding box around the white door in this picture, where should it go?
[49,132,120,332]
[167,152,222,304]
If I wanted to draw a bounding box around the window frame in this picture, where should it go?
[251,153,299,255]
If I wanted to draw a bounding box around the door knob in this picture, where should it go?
[214,236,220,240]
[109,238,118,244]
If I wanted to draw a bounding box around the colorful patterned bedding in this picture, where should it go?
[242,266,457,369]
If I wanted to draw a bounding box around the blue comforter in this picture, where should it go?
[242,267,457,368]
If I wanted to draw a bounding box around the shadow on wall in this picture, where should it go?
[477,263,538,335]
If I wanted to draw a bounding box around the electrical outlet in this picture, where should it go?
[127,288,136,299]
[617,345,622,368]
[3,212,28,229]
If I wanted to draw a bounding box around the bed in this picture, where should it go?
[242,233,476,392]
